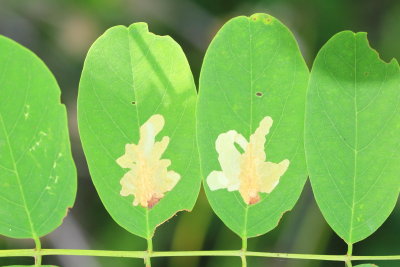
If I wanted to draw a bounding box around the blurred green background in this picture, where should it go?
[0,0,399,266]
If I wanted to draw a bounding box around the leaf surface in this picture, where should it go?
[197,13,309,238]
[0,36,76,239]
[305,31,400,244]
[78,23,200,238]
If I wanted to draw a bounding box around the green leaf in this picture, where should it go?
[354,265,378,267]
[78,23,200,239]
[4,266,58,267]
[0,36,77,239]
[305,31,400,244]
[197,13,309,238]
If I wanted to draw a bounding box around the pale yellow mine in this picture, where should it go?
[207,116,289,205]
[116,114,180,208]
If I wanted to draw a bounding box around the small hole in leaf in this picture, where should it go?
[131,101,136,105]
[256,92,263,97]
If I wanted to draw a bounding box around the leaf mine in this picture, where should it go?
[207,116,290,205]
[116,114,180,208]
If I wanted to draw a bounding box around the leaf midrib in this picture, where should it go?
[349,35,358,244]
[242,18,254,239]
[127,27,151,240]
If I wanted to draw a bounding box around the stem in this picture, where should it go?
[145,209,152,267]
[346,243,353,267]
[34,236,42,266]
[242,202,249,267]
[2,249,400,261]
[145,237,153,267]
[241,237,247,267]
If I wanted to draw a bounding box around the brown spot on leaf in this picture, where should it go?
[147,195,161,209]
[248,195,261,205]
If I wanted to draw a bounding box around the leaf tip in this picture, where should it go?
[128,22,149,33]
[249,13,274,24]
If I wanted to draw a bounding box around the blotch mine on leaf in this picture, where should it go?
[207,116,289,205]
[116,114,180,208]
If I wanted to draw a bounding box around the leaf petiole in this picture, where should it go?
[34,236,42,266]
